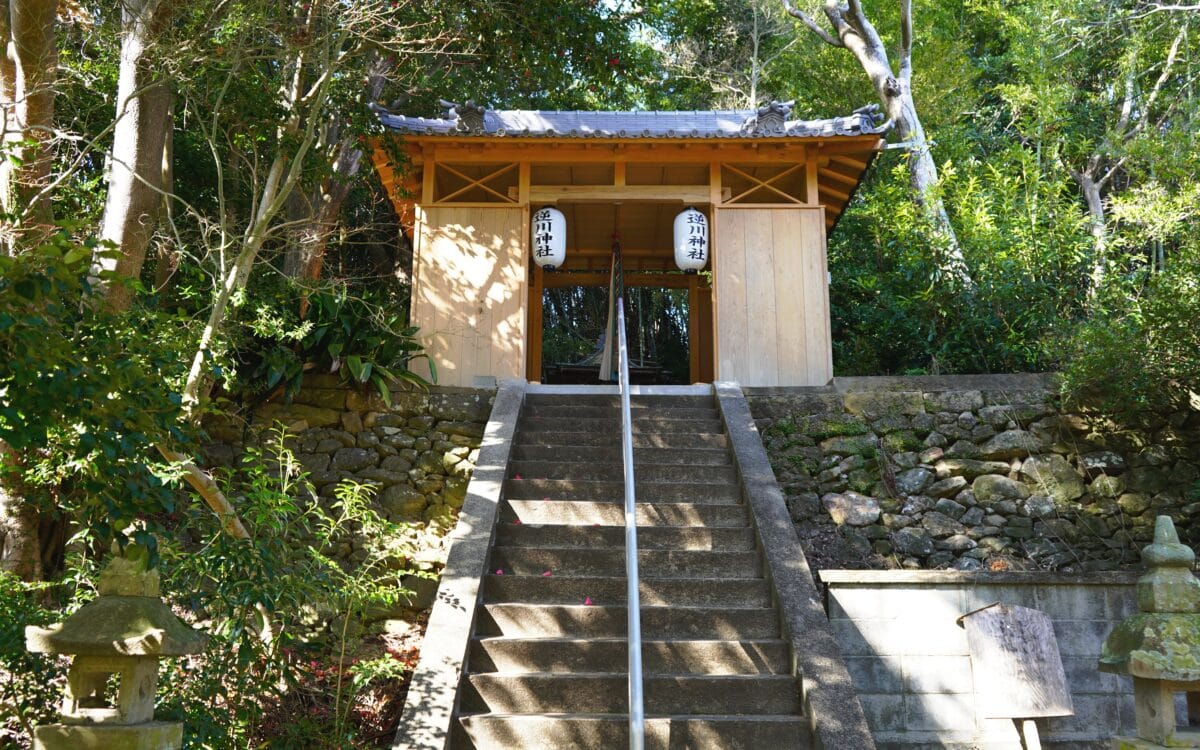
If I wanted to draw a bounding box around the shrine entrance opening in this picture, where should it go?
[524,196,715,384]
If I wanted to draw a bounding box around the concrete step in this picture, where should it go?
[490,547,761,578]
[456,713,811,750]
[469,637,790,675]
[518,416,726,435]
[483,575,770,607]
[504,478,741,504]
[477,604,780,639]
[523,405,720,421]
[509,461,739,484]
[515,430,729,449]
[501,500,749,527]
[511,445,732,466]
[462,673,801,715]
[525,393,715,410]
[494,524,754,551]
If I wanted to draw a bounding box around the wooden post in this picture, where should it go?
[805,146,820,206]
[688,273,700,383]
[526,262,544,382]
[518,161,531,205]
[421,157,435,204]
[708,161,721,380]
[1014,719,1042,750]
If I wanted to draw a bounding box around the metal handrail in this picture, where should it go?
[615,297,645,750]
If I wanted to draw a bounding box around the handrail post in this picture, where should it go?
[616,298,645,750]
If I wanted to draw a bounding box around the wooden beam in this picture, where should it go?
[722,162,805,205]
[830,154,869,169]
[528,185,711,204]
[818,184,851,202]
[819,166,858,186]
[541,271,694,288]
[430,142,822,165]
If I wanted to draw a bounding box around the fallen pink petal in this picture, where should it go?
[583,596,593,605]
[495,569,504,575]
[542,570,552,577]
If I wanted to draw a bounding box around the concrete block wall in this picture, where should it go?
[822,570,1146,749]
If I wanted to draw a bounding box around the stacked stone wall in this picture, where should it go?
[203,375,494,572]
[746,374,1200,571]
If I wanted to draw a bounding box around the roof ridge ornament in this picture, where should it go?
[853,102,886,125]
[743,100,795,136]
[439,99,489,133]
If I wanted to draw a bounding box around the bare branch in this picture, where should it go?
[1136,25,1187,131]
[899,0,913,81]
[781,0,844,47]
[1134,2,1200,16]
[846,0,871,34]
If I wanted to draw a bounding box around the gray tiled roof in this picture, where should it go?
[374,100,888,139]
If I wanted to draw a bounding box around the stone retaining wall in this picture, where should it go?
[822,570,1142,749]
[746,375,1200,572]
[203,375,494,574]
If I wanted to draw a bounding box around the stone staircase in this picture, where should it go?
[451,391,814,749]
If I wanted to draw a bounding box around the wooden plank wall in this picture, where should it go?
[713,207,831,386]
[410,206,528,386]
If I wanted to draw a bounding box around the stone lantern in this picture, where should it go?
[25,543,207,750]
[1100,515,1200,749]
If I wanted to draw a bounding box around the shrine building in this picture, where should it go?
[370,100,886,388]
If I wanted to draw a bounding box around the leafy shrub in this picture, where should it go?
[0,575,67,748]
[156,432,433,748]
[230,281,432,404]
[1058,244,1200,418]
[0,233,193,554]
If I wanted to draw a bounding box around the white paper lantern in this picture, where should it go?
[531,206,566,270]
[674,207,708,272]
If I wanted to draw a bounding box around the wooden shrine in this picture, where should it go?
[370,101,885,387]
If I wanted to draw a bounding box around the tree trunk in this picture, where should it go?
[282,56,390,300]
[97,0,174,312]
[886,86,973,288]
[0,440,40,581]
[784,0,974,289]
[1071,169,1107,294]
[0,0,58,252]
[282,134,362,288]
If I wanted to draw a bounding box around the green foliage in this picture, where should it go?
[157,434,432,748]
[798,414,869,441]
[1059,245,1200,418]
[229,281,432,404]
[0,233,193,551]
[0,575,66,746]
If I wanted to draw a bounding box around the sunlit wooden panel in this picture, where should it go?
[625,163,709,186]
[410,206,527,386]
[714,207,831,386]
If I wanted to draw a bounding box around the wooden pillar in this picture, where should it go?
[805,146,819,206]
[688,273,700,383]
[708,161,722,380]
[526,263,544,382]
